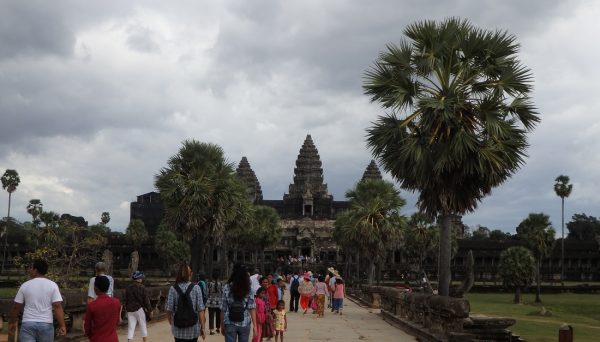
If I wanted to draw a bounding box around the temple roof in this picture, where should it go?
[361,160,383,181]
[236,156,263,203]
[286,134,329,199]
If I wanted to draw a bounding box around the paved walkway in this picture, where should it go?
[118,296,416,341]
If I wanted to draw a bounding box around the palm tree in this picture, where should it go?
[516,213,555,303]
[499,246,536,304]
[363,18,539,295]
[249,205,281,273]
[154,140,249,274]
[334,179,405,284]
[403,212,437,275]
[101,212,111,225]
[27,199,43,227]
[1,169,20,274]
[554,175,572,281]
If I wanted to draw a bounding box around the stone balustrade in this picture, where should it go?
[348,284,523,342]
[0,285,171,342]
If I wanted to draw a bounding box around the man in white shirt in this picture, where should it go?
[9,259,67,341]
[87,261,114,303]
[249,268,261,295]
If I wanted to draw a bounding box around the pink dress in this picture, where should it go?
[252,297,265,342]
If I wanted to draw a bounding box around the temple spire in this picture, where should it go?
[286,134,329,199]
[236,156,263,203]
[361,160,383,181]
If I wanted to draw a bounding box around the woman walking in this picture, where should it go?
[298,273,314,314]
[166,263,206,341]
[206,270,223,335]
[124,271,152,342]
[221,263,257,342]
[333,277,345,315]
[312,275,328,317]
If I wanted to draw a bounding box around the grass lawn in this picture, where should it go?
[0,287,17,298]
[466,292,600,342]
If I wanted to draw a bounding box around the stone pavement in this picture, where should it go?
[118,295,416,341]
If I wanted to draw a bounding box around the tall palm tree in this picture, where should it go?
[155,140,249,274]
[27,199,43,227]
[554,175,572,281]
[1,169,20,274]
[516,213,555,303]
[363,18,539,296]
[335,179,405,284]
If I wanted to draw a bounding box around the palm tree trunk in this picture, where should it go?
[261,249,265,275]
[1,192,11,275]
[561,197,565,283]
[439,214,452,296]
[356,252,360,282]
[207,244,214,276]
[367,258,375,285]
[535,259,542,303]
[514,287,521,304]
[190,236,202,276]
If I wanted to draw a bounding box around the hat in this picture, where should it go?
[327,267,336,274]
[332,270,341,278]
[132,271,145,280]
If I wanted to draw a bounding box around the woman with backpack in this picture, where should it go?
[221,263,257,342]
[166,263,206,342]
[206,270,223,335]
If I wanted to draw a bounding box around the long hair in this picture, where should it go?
[175,263,192,284]
[228,263,250,301]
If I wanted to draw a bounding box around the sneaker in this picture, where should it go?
[210,330,215,335]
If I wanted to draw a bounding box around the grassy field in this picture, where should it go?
[466,292,600,342]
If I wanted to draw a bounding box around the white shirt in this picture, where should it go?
[329,276,336,291]
[250,274,260,295]
[87,274,114,299]
[14,277,63,323]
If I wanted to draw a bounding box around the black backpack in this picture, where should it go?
[227,296,249,323]
[173,284,197,328]
[290,275,300,292]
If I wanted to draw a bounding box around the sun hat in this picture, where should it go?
[132,270,145,280]
[327,267,336,274]
[332,270,341,278]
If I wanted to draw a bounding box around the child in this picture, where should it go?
[252,287,266,342]
[333,277,345,315]
[273,300,287,342]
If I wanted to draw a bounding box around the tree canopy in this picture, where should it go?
[499,246,536,304]
[567,213,600,241]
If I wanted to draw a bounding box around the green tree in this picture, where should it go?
[335,179,405,284]
[154,222,191,277]
[101,212,110,225]
[499,246,536,304]
[363,18,539,296]
[489,229,511,240]
[126,219,149,251]
[1,169,20,274]
[403,212,437,274]
[566,213,600,241]
[554,175,572,282]
[26,199,43,227]
[249,205,281,273]
[516,213,555,303]
[154,140,249,274]
[471,226,491,240]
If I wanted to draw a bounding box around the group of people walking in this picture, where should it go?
[8,259,346,342]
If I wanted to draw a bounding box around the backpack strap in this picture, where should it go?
[173,284,195,309]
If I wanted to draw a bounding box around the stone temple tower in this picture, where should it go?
[236,156,263,203]
[361,160,383,181]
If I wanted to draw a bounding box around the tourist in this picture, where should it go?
[273,300,287,342]
[251,287,267,342]
[124,271,152,342]
[87,261,114,303]
[288,271,301,312]
[333,278,345,315]
[9,259,67,341]
[166,263,206,341]
[277,276,286,301]
[328,269,337,312]
[267,278,279,310]
[250,269,261,295]
[259,276,274,339]
[312,275,328,317]
[206,270,223,335]
[221,263,257,342]
[84,275,121,341]
[298,272,314,314]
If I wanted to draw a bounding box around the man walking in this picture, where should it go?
[288,271,301,312]
[87,261,114,303]
[9,259,67,341]
[84,276,121,342]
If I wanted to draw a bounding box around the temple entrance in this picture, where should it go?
[301,247,311,257]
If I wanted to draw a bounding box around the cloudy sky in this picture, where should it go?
[0,0,597,234]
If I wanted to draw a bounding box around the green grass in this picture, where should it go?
[466,292,600,342]
[0,287,17,298]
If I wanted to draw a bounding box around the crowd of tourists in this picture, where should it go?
[8,259,346,342]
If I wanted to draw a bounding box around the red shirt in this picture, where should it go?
[267,284,279,308]
[84,293,121,342]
